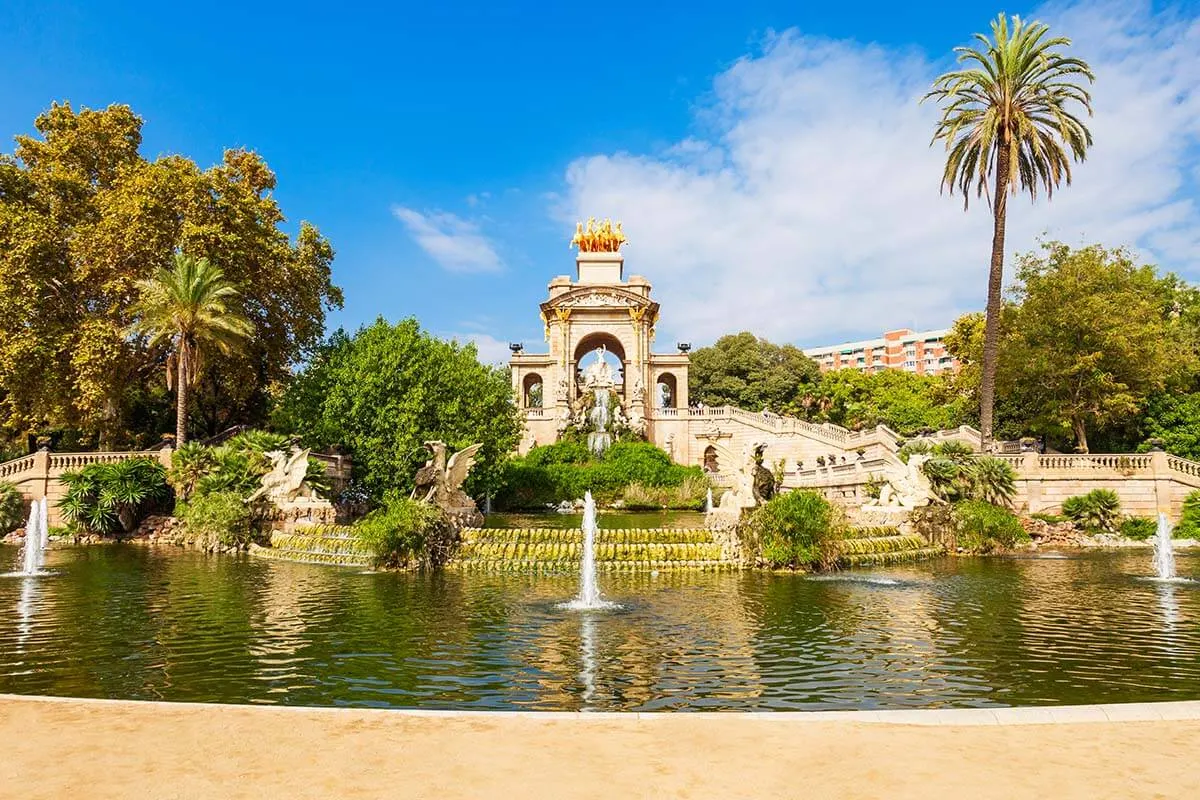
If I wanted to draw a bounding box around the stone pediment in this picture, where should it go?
[541,287,655,313]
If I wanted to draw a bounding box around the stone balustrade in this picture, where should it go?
[793,448,1200,522]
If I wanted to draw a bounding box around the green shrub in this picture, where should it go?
[742,490,845,570]
[953,500,1029,553]
[1061,489,1121,534]
[353,496,453,568]
[496,441,706,509]
[1174,491,1200,539]
[169,442,218,500]
[178,491,256,548]
[1119,516,1156,541]
[1030,512,1067,524]
[970,457,1017,507]
[0,481,23,533]
[59,458,170,535]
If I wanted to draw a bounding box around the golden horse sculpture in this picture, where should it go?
[570,218,628,252]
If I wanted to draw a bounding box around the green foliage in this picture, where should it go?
[1061,489,1121,534]
[0,102,341,447]
[496,441,707,509]
[953,500,1029,553]
[1174,491,1200,540]
[168,442,217,500]
[743,490,845,569]
[687,332,820,416]
[999,244,1184,452]
[353,496,453,568]
[195,446,270,499]
[1119,516,1156,541]
[810,370,970,436]
[620,475,709,511]
[177,491,255,548]
[970,457,1018,507]
[1135,392,1200,460]
[59,458,170,535]
[272,318,520,502]
[0,481,23,533]
[1030,512,1067,524]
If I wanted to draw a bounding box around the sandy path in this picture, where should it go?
[2,696,1199,799]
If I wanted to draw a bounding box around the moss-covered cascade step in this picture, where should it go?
[463,527,715,545]
[838,546,945,568]
[449,558,738,573]
[460,540,726,563]
[455,526,734,572]
[248,526,374,568]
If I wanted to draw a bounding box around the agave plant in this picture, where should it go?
[60,458,170,535]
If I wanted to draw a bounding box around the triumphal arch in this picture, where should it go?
[509,219,691,458]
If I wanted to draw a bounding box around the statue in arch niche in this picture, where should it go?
[582,346,615,390]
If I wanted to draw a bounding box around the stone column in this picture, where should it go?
[1021,450,1041,514]
[1150,449,1174,519]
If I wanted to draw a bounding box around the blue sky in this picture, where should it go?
[3,0,1199,362]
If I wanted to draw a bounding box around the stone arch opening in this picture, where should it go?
[657,373,678,409]
[573,332,626,392]
[522,373,543,408]
[703,445,719,473]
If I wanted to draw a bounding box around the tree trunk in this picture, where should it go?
[176,348,189,445]
[979,144,1011,452]
[1072,416,1089,454]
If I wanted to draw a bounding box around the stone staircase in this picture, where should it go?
[454,526,735,573]
[249,526,374,568]
[837,526,944,568]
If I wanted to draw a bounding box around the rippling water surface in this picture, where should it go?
[2,545,1198,711]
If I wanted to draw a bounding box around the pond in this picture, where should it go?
[1,545,1198,711]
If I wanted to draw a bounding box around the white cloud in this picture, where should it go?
[392,206,504,273]
[448,332,512,365]
[561,1,1200,347]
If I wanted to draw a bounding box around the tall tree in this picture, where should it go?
[272,319,521,502]
[999,243,1184,453]
[0,103,341,448]
[924,14,1094,449]
[688,332,820,416]
[128,254,253,444]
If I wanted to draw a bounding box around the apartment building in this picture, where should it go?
[803,328,957,376]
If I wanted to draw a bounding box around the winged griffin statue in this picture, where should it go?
[249,447,320,504]
[411,441,484,519]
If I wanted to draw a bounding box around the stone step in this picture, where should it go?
[249,543,373,568]
[837,534,929,556]
[844,526,902,540]
[839,546,945,568]
[268,531,372,556]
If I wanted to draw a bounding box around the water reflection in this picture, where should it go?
[0,546,1197,711]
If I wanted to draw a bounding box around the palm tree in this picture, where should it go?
[924,14,1094,449]
[128,253,253,444]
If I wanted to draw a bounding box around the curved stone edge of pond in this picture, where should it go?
[4,693,1199,726]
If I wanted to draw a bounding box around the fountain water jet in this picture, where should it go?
[562,492,616,611]
[15,498,48,577]
[587,389,612,456]
[1153,511,1176,581]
